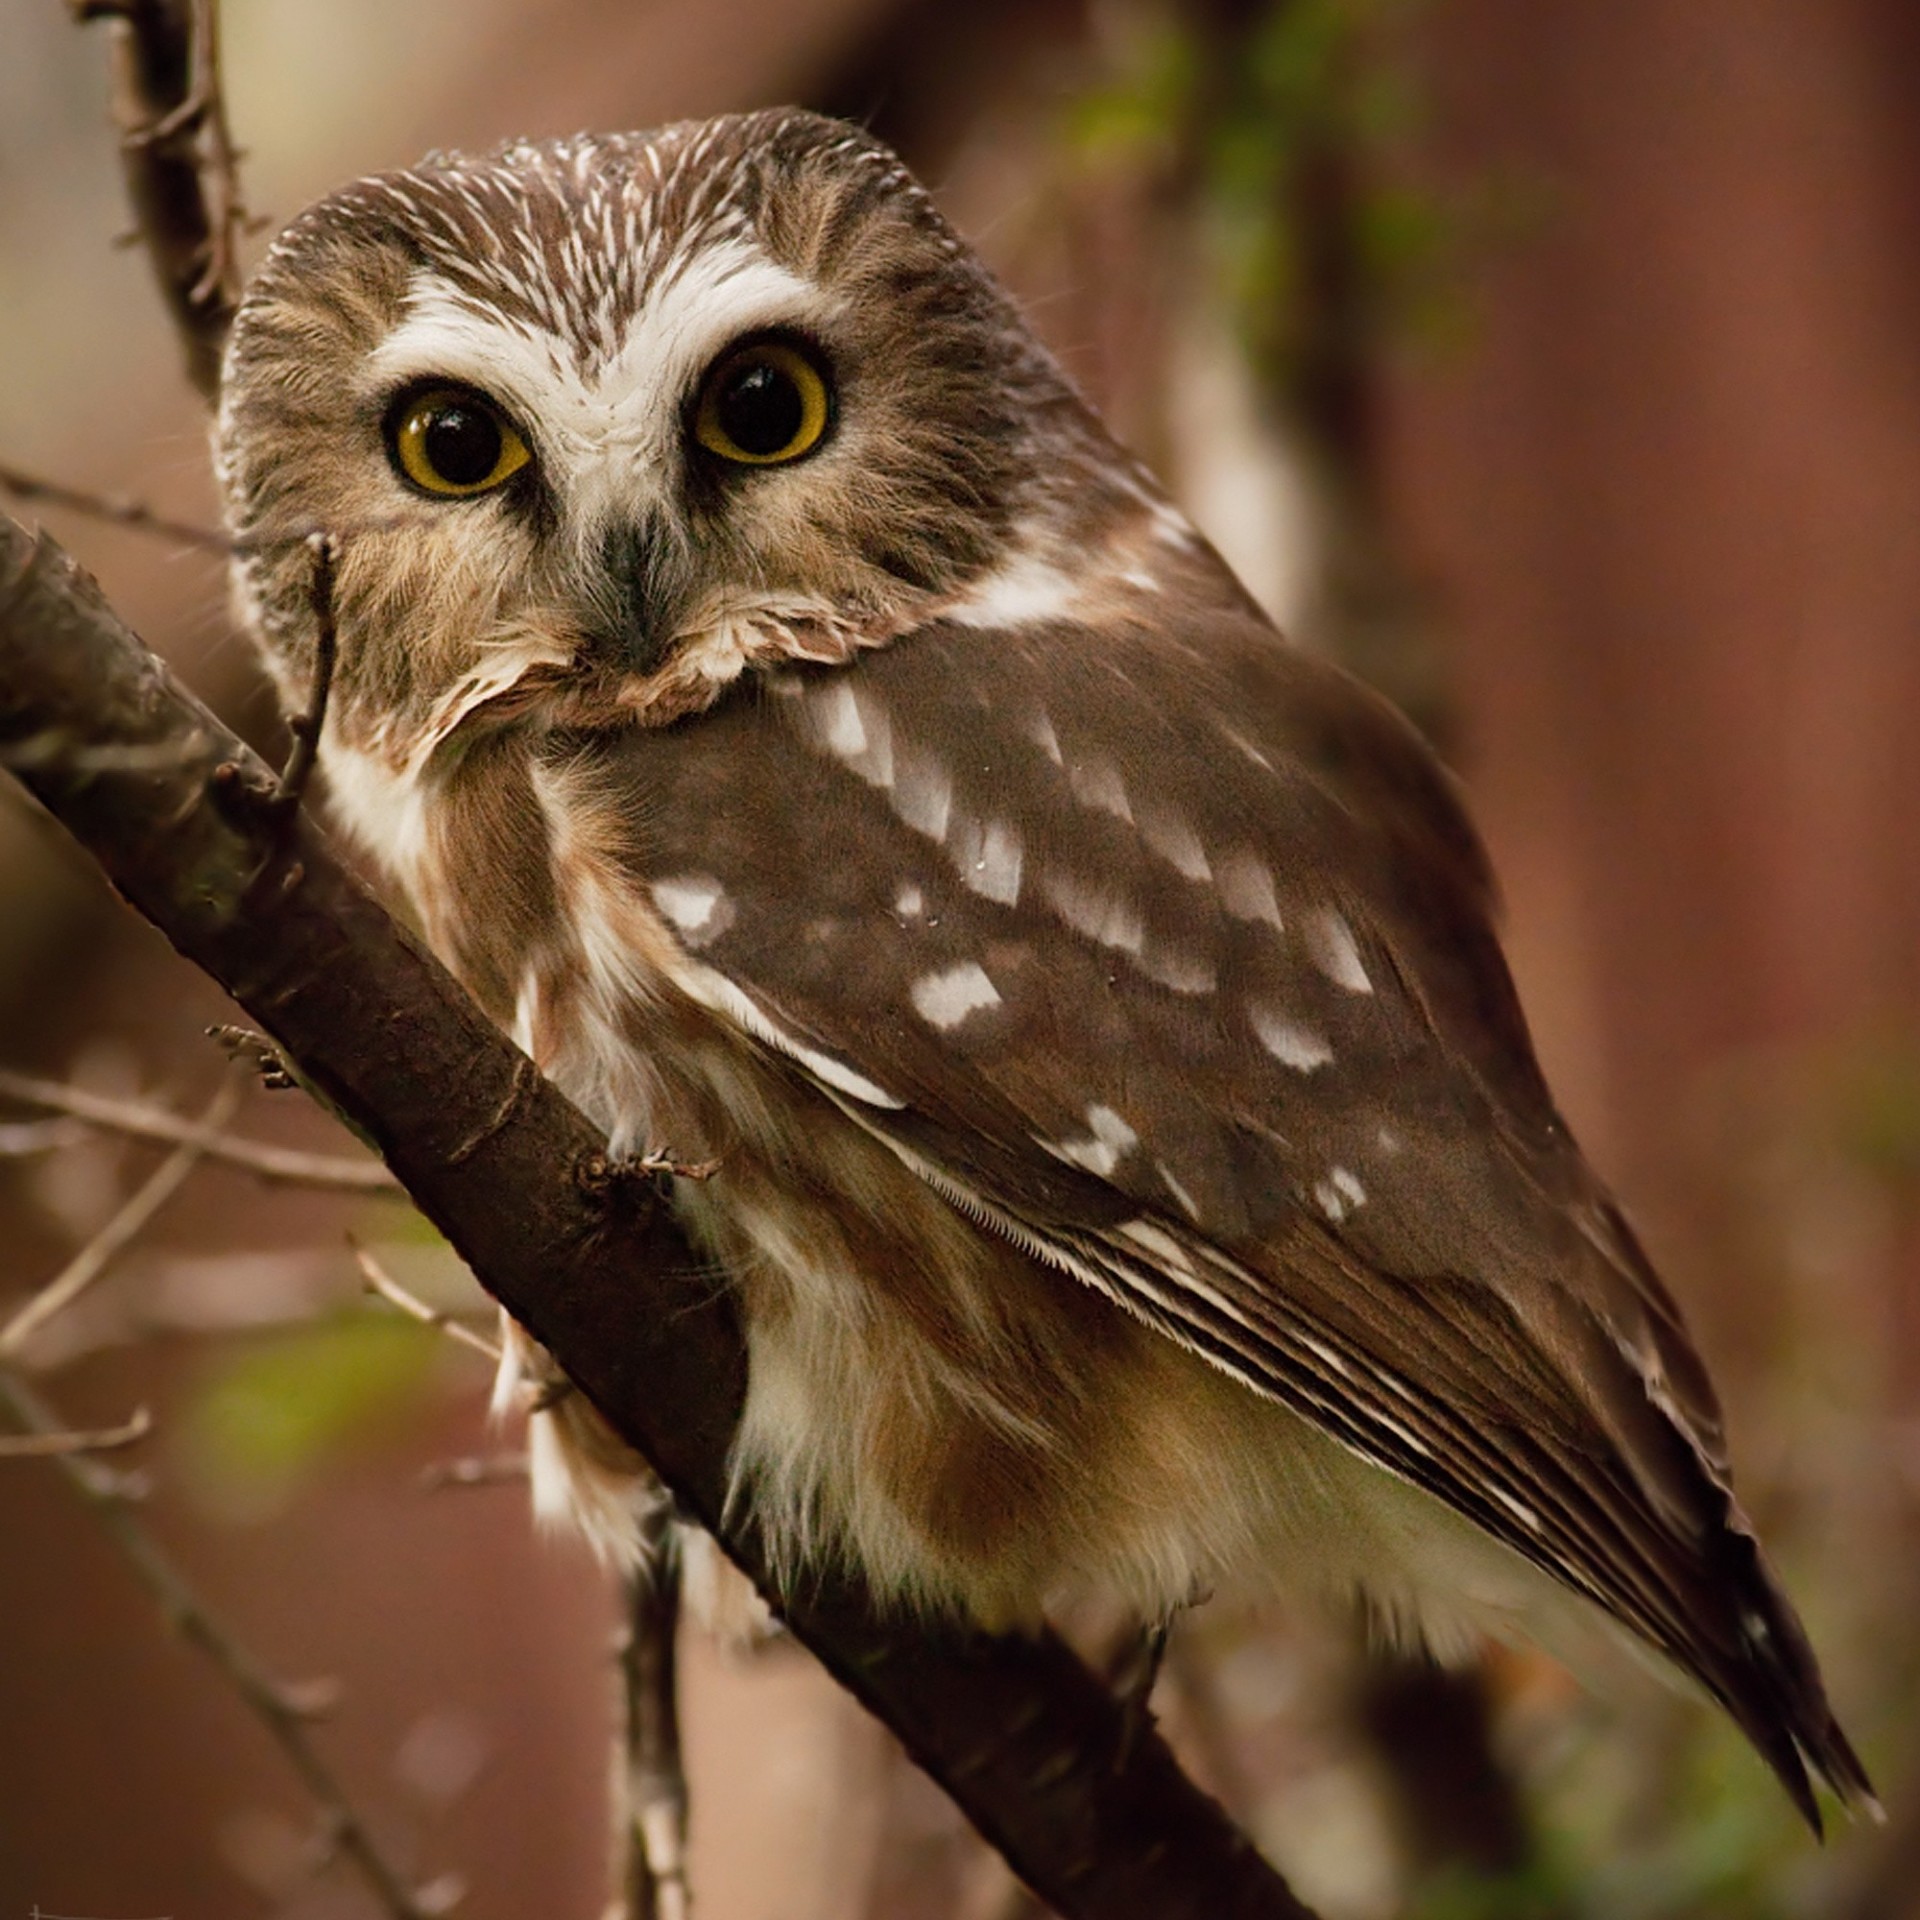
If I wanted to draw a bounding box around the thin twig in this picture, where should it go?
[0,1066,395,1188]
[0,1363,435,1919]
[0,1402,150,1458]
[0,460,230,551]
[275,532,337,813]
[353,1241,501,1363]
[419,1451,528,1492]
[610,1503,690,1920]
[0,1069,244,1359]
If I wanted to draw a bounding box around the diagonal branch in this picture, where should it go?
[0,515,1319,1920]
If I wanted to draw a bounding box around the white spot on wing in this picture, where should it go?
[956,817,1022,905]
[815,680,865,758]
[909,961,1002,1031]
[1139,805,1211,882]
[1312,1165,1367,1221]
[1026,708,1065,765]
[890,747,953,841]
[1217,849,1284,929]
[1118,1218,1197,1276]
[1044,1105,1139,1179]
[1305,909,1373,994]
[1136,942,1216,995]
[1040,870,1145,955]
[650,874,735,948]
[894,882,924,919]
[1250,1007,1333,1073]
[1069,757,1133,824]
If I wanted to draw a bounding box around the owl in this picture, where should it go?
[214,109,1869,1825]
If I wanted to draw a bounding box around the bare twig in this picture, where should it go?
[0,1115,87,1157]
[0,516,1320,1920]
[0,459,230,551]
[353,1242,501,1364]
[0,1402,150,1458]
[274,532,338,814]
[0,1069,244,1359]
[610,1504,691,1920]
[0,1363,435,1918]
[419,1451,529,1492]
[72,0,244,398]
[0,1066,396,1189]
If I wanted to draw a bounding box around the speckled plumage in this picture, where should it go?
[216,108,1869,1827]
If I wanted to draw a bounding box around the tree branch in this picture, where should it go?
[0,516,1319,1920]
[72,0,245,400]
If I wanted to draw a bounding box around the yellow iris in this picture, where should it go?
[694,340,832,466]
[390,387,531,496]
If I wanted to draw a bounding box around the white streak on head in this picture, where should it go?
[1044,1104,1140,1179]
[1069,757,1133,825]
[908,961,1002,1031]
[1305,909,1374,994]
[1040,870,1145,955]
[650,874,735,948]
[948,549,1082,628]
[1216,849,1284,929]
[1139,804,1211,882]
[1250,1007,1333,1073]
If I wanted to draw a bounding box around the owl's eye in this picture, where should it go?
[693,339,832,467]
[388,386,531,497]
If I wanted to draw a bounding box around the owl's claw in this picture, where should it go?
[577,1147,721,1200]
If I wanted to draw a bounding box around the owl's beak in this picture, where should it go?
[588,517,674,677]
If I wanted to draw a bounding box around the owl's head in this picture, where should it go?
[216,110,1103,775]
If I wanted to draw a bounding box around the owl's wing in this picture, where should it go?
[608,606,1865,1821]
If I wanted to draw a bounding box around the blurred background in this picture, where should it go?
[3,1,1918,1915]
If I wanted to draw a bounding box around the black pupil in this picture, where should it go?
[716,360,804,456]
[421,403,502,486]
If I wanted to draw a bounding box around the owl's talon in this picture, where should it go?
[577,1147,720,1199]
[207,1022,296,1089]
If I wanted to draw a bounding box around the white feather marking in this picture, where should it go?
[1156,1161,1202,1221]
[1250,1007,1333,1073]
[1025,708,1065,765]
[1305,909,1374,994]
[1312,1166,1366,1221]
[894,882,924,919]
[650,874,735,948]
[908,961,1002,1031]
[677,964,905,1109]
[947,550,1083,629]
[1040,870,1146,955]
[890,748,954,841]
[815,680,866,758]
[1139,805,1211,882]
[1217,849,1284,928]
[1043,1104,1139,1178]
[1069,757,1132,824]
[1136,942,1217,995]
[1118,1217,1197,1276]
[959,817,1022,905]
